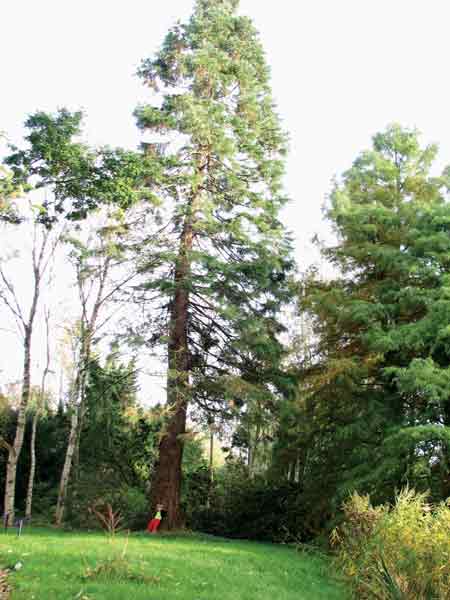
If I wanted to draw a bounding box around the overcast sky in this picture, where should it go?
[2,0,450,400]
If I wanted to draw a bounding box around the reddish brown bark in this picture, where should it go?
[151,186,202,529]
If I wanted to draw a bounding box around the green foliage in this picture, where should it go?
[0,165,22,223]
[133,0,295,415]
[1,356,160,529]
[181,435,210,519]
[334,489,450,599]
[2,400,70,517]
[1,109,159,224]
[67,357,161,529]
[191,460,306,542]
[289,125,450,525]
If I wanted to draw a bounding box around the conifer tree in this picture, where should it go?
[299,125,450,512]
[135,0,294,527]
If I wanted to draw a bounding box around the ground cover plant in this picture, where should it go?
[0,527,348,600]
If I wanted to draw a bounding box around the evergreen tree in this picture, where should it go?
[299,125,450,516]
[82,354,138,474]
[134,0,294,527]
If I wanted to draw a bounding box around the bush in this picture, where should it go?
[109,487,149,530]
[189,461,307,542]
[332,488,450,599]
[66,477,149,530]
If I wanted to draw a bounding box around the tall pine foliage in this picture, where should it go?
[134,0,294,527]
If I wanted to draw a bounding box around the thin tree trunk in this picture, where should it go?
[25,412,38,519]
[1,224,55,526]
[206,429,214,509]
[25,308,51,519]
[209,430,214,476]
[248,423,259,479]
[4,330,32,525]
[67,373,88,520]
[55,251,110,526]
[55,344,88,526]
[55,408,78,526]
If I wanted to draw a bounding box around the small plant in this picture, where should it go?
[81,529,159,586]
[82,557,160,585]
[88,503,123,538]
[372,554,406,600]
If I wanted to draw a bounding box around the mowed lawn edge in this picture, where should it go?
[0,528,349,600]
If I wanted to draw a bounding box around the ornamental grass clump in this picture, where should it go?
[332,488,450,599]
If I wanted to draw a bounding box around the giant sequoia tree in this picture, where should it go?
[135,0,294,527]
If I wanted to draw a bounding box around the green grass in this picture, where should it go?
[0,528,349,599]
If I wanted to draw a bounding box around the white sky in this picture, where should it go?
[2,0,450,402]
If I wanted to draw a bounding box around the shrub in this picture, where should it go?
[333,488,450,599]
[190,461,307,542]
[67,480,149,530]
[110,487,148,530]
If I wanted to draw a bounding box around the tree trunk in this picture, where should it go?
[151,398,187,529]
[25,410,38,519]
[67,388,87,521]
[26,308,50,520]
[54,251,109,526]
[248,424,259,479]
[150,190,201,529]
[55,347,89,527]
[55,409,78,526]
[2,225,52,525]
[151,288,190,529]
[206,429,214,509]
[209,430,214,476]
[4,329,32,526]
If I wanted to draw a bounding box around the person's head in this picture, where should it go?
[156,503,164,511]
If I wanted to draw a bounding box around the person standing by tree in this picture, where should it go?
[146,503,164,534]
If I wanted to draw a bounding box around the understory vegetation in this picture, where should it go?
[333,489,450,599]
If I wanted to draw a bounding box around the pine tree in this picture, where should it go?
[134,0,294,528]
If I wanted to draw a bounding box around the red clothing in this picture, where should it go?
[147,518,161,533]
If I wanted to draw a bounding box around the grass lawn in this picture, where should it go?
[0,528,348,599]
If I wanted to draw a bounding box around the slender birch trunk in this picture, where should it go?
[55,328,91,526]
[4,330,32,525]
[55,249,111,526]
[2,224,54,526]
[25,411,38,519]
[55,406,79,526]
[25,307,51,519]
